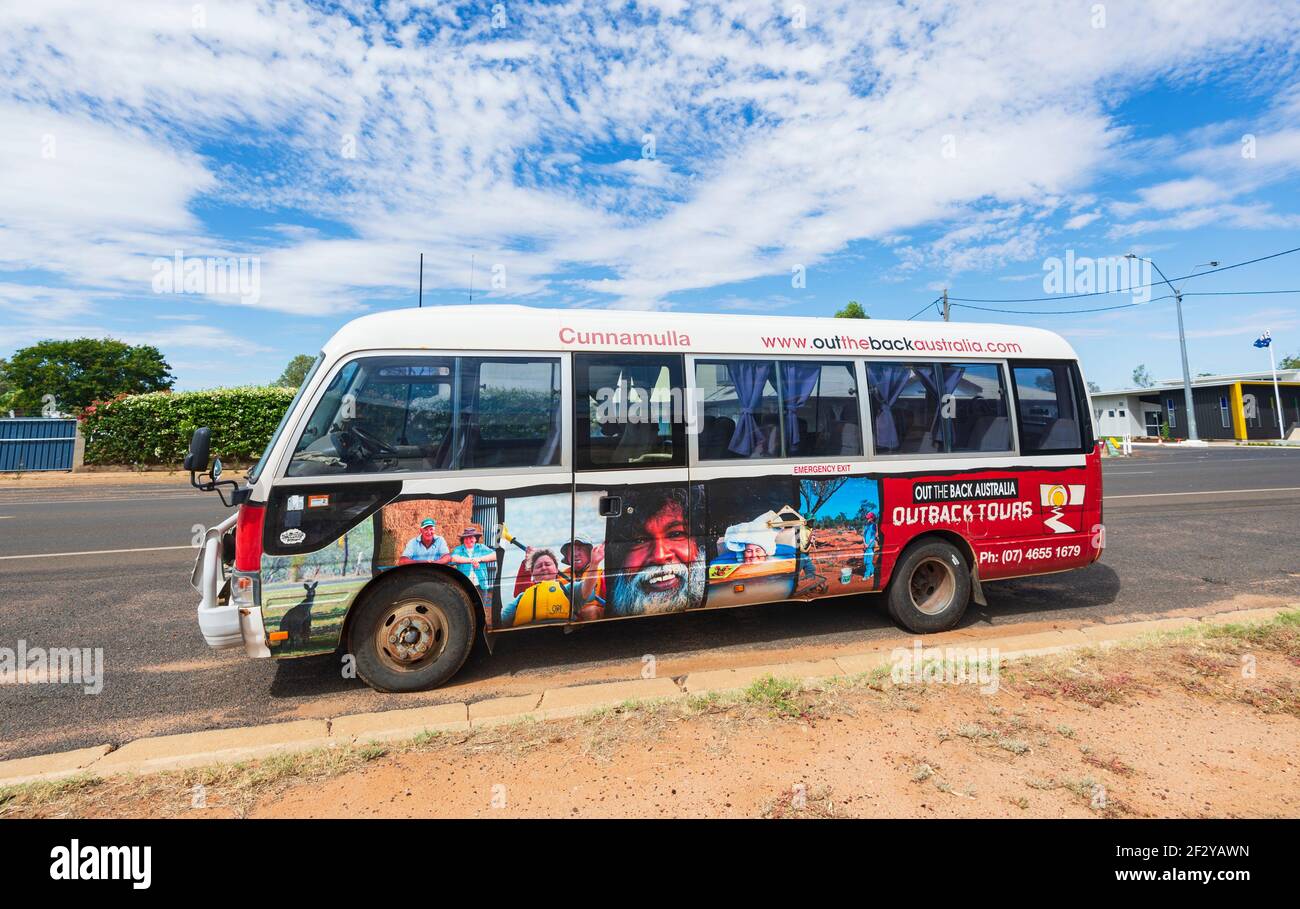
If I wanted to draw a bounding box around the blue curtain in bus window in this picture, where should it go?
[727,361,774,456]
[870,364,911,450]
[913,364,967,450]
[780,362,821,449]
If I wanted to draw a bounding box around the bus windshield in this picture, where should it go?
[247,352,324,484]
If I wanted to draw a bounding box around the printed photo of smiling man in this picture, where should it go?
[603,485,706,617]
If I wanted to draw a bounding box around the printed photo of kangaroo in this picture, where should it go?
[260,515,377,656]
[278,581,318,652]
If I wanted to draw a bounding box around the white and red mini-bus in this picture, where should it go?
[187,305,1102,692]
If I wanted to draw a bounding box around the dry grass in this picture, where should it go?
[0,742,397,819]
[4,611,1297,818]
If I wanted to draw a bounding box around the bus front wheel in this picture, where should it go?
[349,573,478,692]
[886,540,971,633]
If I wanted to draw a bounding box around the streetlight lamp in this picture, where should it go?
[1124,254,1218,445]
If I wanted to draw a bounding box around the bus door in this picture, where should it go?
[570,352,703,622]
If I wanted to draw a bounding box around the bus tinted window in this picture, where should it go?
[1012,364,1083,452]
[458,358,563,469]
[866,363,941,454]
[696,360,861,460]
[575,353,685,470]
[946,362,1012,453]
[287,355,561,476]
[695,360,782,459]
[868,361,1013,455]
[781,361,862,457]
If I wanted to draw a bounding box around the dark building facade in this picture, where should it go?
[1157,381,1300,441]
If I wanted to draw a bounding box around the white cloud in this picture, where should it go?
[1064,212,1101,230]
[1137,177,1225,211]
[1,0,1298,319]
[1110,203,1300,238]
[1151,306,1300,340]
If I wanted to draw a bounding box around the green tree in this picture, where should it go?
[835,300,870,318]
[1131,364,1153,387]
[1087,380,1101,393]
[1281,352,1300,370]
[275,354,317,388]
[0,358,15,412]
[4,338,173,413]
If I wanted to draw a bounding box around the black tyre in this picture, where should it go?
[886,539,971,633]
[348,573,478,693]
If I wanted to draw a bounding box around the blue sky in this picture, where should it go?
[805,477,880,523]
[3,1,1300,392]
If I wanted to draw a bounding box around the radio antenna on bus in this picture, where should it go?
[418,252,424,308]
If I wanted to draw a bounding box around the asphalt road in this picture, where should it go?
[2,445,1298,761]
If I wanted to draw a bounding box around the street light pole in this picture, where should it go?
[1126,254,1213,444]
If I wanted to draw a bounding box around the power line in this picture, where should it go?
[1183,289,1300,296]
[945,287,1300,316]
[905,296,943,321]
[945,244,1300,304]
[949,295,1175,316]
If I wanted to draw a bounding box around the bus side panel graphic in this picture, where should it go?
[256,459,1099,658]
[877,465,1097,582]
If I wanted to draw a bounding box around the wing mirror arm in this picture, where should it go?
[185,427,248,507]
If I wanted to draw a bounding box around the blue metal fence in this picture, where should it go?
[0,418,78,471]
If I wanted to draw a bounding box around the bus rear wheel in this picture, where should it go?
[887,539,971,634]
[349,574,477,693]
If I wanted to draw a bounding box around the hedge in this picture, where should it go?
[81,386,296,466]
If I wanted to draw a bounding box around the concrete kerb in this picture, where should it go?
[1,604,1295,788]
[330,702,469,744]
[0,745,113,787]
[537,676,682,720]
[91,719,334,777]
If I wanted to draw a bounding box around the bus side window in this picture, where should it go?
[694,359,782,460]
[864,362,941,455]
[1010,363,1085,453]
[944,362,1012,453]
[574,353,685,470]
[865,361,1011,455]
[695,359,861,460]
[457,358,563,470]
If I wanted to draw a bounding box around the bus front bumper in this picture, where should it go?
[192,514,271,659]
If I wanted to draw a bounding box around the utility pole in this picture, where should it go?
[417,252,424,308]
[1124,254,1214,444]
[942,288,949,322]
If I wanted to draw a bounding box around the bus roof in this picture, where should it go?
[322,304,1079,362]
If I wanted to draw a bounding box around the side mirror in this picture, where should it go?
[212,457,223,480]
[184,427,212,472]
